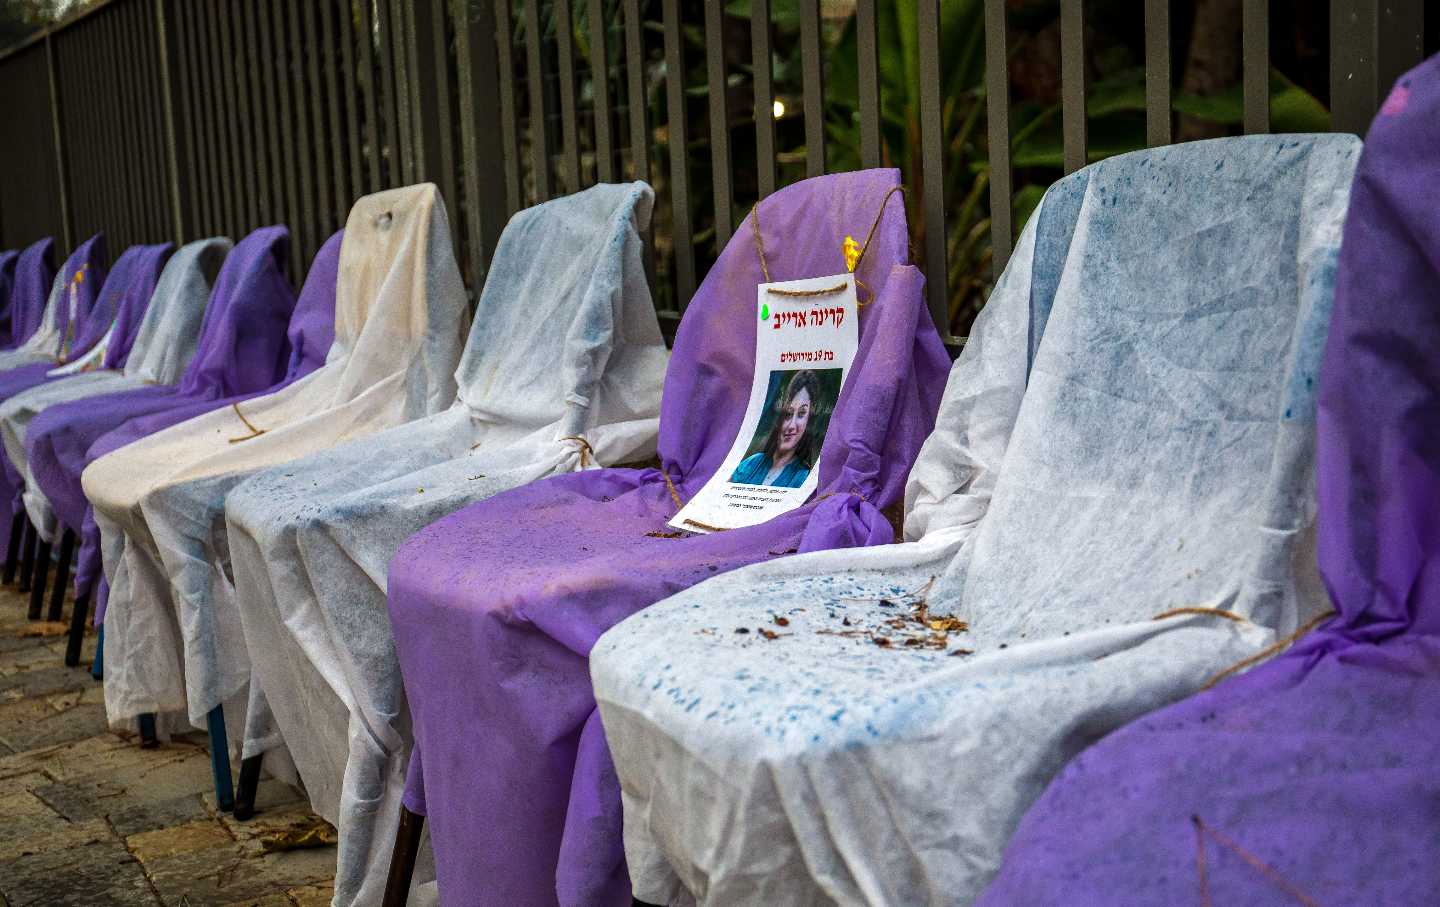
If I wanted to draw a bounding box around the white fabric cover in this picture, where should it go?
[223,181,666,905]
[6,238,229,541]
[0,262,76,370]
[85,184,469,749]
[590,135,1360,906]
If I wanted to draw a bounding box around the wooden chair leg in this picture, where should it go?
[27,538,52,619]
[207,705,235,812]
[65,589,90,667]
[382,805,425,907]
[47,529,75,621]
[91,623,105,680]
[2,511,24,583]
[16,521,36,593]
[138,712,158,748]
[233,753,264,820]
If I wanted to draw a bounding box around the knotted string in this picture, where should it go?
[559,435,593,469]
[1200,609,1335,691]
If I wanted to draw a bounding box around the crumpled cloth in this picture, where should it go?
[0,237,56,556]
[224,181,669,905]
[980,59,1440,907]
[26,227,330,619]
[388,167,949,906]
[1,241,181,543]
[589,134,1360,906]
[0,233,106,373]
[86,184,468,750]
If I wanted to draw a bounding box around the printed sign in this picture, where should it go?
[670,273,859,533]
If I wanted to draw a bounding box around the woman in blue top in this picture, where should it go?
[730,369,822,488]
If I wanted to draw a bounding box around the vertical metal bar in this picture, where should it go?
[555,0,582,192]
[257,0,288,232]
[419,0,457,208]
[587,0,615,183]
[661,0,694,306]
[524,0,552,199]
[984,0,1013,279]
[110,8,144,245]
[304,0,335,237]
[288,0,320,257]
[455,0,507,287]
[704,0,732,247]
[137,3,170,242]
[320,0,350,212]
[623,0,649,185]
[918,0,947,334]
[1331,0,1379,135]
[126,3,164,243]
[750,0,775,199]
[798,0,825,177]
[388,0,415,184]
[495,0,522,214]
[339,0,366,197]
[272,0,304,269]
[44,34,73,252]
[1242,0,1269,134]
[205,7,239,239]
[220,0,258,231]
[1145,0,1171,146]
[154,0,186,242]
[182,0,217,236]
[375,0,401,186]
[1377,0,1425,96]
[1060,0,1087,174]
[241,0,274,224]
[856,0,881,168]
[357,0,382,191]
[403,0,428,180]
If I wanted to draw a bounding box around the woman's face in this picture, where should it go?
[778,386,812,457]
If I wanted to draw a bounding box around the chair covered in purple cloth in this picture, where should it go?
[978,57,1440,907]
[0,237,55,565]
[385,168,949,906]
[0,250,18,344]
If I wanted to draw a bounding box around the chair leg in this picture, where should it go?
[207,705,235,812]
[233,753,264,820]
[47,529,75,621]
[16,521,36,593]
[91,623,105,679]
[65,590,90,667]
[27,538,52,619]
[138,712,158,748]
[2,511,23,583]
[382,806,425,907]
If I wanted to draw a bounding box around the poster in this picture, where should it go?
[670,272,859,533]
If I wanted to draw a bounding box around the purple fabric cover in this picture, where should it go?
[980,59,1440,907]
[8,238,55,348]
[53,234,109,360]
[0,251,17,346]
[25,227,330,616]
[387,169,949,906]
[100,244,177,371]
[0,235,107,554]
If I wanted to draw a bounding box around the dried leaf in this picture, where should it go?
[19,622,69,638]
[259,818,337,853]
[773,616,790,627]
[872,636,892,648]
[926,617,969,633]
[645,530,686,539]
[948,648,974,657]
[734,627,750,634]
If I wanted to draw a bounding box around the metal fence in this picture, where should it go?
[0,1,1431,345]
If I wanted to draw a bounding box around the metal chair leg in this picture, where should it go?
[91,623,105,680]
[382,805,425,907]
[65,589,90,667]
[138,712,158,748]
[2,511,23,583]
[27,538,52,619]
[47,529,75,621]
[234,753,264,820]
[207,705,235,812]
[16,521,36,593]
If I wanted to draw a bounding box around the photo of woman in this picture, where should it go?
[730,367,841,488]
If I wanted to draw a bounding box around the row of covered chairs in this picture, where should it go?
[0,54,1433,907]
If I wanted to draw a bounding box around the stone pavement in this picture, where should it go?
[0,582,336,906]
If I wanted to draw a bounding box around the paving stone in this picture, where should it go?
[108,794,210,839]
[286,882,335,906]
[0,699,109,753]
[127,820,235,863]
[139,843,287,907]
[0,831,157,906]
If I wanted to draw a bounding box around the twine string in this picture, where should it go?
[1200,609,1335,691]
[227,403,266,444]
[559,435,593,469]
[1192,815,1322,907]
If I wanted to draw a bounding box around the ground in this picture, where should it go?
[0,584,337,906]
